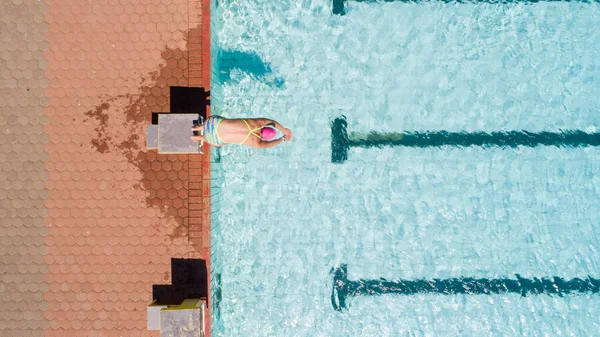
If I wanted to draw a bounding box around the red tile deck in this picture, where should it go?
[0,0,212,336]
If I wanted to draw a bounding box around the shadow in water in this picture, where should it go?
[331,265,600,311]
[218,50,284,88]
[333,0,600,15]
[331,116,600,163]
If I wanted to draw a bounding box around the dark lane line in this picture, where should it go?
[331,117,600,163]
[333,0,600,15]
[332,264,600,311]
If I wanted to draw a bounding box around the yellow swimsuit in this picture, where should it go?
[238,119,263,145]
[205,117,264,145]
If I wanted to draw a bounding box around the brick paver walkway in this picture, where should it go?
[1,1,51,336]
[0,0,212,336]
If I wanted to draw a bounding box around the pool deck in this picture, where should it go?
[0,0,212,336]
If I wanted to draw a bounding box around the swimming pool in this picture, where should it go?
[209,0,600,336]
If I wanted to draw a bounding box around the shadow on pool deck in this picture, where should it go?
[153,258,208,305]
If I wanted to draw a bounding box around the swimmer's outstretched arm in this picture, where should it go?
[255,138,284,149]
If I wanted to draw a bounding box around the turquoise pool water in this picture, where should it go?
[209,0,600,336]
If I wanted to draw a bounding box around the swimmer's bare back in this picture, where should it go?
[191,117,293,149]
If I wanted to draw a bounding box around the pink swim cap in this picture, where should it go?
[261,126,277,141]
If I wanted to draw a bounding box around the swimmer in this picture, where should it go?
[191,116,293,148]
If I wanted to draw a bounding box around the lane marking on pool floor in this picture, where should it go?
[331,264,600,311]
[332,0,600,15]
[331,116,600,163]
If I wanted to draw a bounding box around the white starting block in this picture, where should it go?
[146,113,204,154]
[147,299,206,336]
